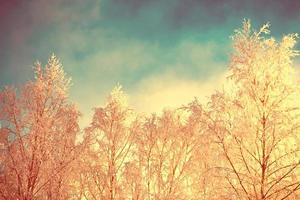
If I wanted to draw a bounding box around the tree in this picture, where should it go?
[203,20,300,200]
[81,85,139,200]
[1,19,300,200]
[0,55,81,200]
[133,109,200,200]
[186,100,230,200]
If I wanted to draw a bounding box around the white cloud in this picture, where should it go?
[130,70,228,114]
[65,38,229,127]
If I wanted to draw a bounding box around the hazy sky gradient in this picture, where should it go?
[1,0,300,125]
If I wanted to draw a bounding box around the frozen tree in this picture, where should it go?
[186,100,230,200]
[133,109,200,200]
[81,85,139,200]
[204,20,300,200]
[1,19,299,200]
[0,55,81,200]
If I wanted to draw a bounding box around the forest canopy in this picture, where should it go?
[0,20,300,200]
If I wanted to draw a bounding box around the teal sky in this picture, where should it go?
[1,0,300,125]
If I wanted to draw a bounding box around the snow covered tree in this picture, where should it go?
[1,19,300,200]
[81,85,139,200]
[0,55,81,200]
[132,109,200,200]
[204,20,300,200]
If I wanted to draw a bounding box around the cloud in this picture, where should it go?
[129,51,300,115]
[67,37,228,126]
[107,0,300,29]
[7,0,299,126]
[0,0,231,127]
[0,0,101,86]
[75,69,228,127]
[130,70,228,114]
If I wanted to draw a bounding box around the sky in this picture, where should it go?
[1,0,300,126]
